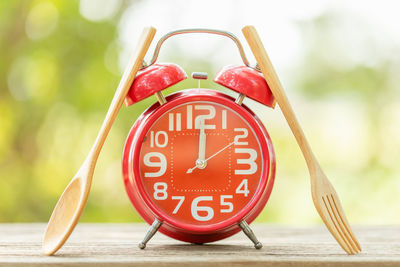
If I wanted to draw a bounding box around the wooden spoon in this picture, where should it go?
[42,26,156,256]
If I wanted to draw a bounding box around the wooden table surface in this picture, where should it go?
[0,223,399,266]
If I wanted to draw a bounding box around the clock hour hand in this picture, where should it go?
[195,120,207,170]
[198,120,206,161]
[187,141,236,174]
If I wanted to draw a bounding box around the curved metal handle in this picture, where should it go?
[142,28,251,69]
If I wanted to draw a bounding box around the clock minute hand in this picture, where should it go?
[187,141,236,174]
[205,141,235,162]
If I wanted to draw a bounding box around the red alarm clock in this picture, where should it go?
[122,29,276,249]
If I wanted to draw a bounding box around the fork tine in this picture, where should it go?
[327,195,360,253]
[330,194,362,252]
[321,196,353,254]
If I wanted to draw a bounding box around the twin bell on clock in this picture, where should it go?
[122,29,276,249]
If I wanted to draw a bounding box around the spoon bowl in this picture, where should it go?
[42,177,85,255]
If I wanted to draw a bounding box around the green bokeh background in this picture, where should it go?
[1,0,399,224]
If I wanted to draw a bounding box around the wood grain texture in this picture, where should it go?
[1,224,399,266]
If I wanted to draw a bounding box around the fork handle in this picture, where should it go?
[242,26,318,174]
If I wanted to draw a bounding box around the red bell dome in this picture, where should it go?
[125,63,187,106]
[214,65,275,108]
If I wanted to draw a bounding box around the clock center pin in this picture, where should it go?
[195,159,207,169]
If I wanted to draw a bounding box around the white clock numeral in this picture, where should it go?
[172,196,185,214]
[168,113,173,130]
[169,113,182,131]
[222,110,227,129]
[234,128,248,145]
[235,148,258,175]
[220,195,233,213]
[194,105,216,129]
[150,131,154,147]
[185,105,227,130]
[187,105,193,129]
[191,196,214,221]
[144,152,167,177]
[236,179,249,197]
[150,131,168,148]
[153,182,168,200]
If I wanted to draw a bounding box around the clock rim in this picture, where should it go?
[122,88,275,238]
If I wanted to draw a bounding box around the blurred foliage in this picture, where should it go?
[0,0,128,221]
[1,0,399,224]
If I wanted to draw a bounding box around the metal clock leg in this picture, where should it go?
[238,220,263,249]
[138,219,162,249]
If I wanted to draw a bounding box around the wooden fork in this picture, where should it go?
[242,25,361,254]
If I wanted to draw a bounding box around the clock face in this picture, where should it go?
[138,100,264,226]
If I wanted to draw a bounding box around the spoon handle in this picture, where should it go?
[89,26,156,163]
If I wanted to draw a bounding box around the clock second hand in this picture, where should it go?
[187,141,236,173]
